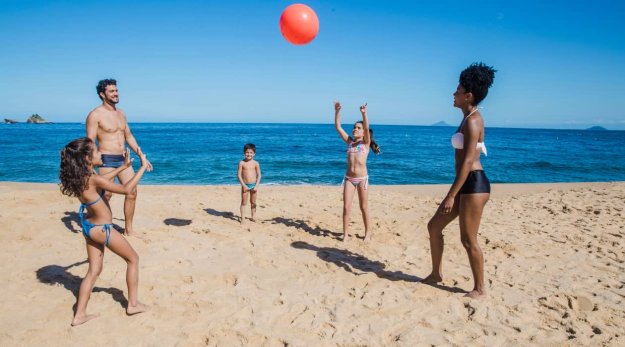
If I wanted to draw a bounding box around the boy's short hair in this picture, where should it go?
[243,143,256,153]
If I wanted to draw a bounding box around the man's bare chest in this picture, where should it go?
[98,115,126,133]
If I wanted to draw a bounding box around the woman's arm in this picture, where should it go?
[440,117,481,213]
[334,102,350,143]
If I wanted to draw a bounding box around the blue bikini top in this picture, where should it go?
[81,190,105,208]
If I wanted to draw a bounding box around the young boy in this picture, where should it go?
[237,143,261,224]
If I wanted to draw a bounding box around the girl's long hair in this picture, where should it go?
[59,137,94,197]
[356,121,382,154]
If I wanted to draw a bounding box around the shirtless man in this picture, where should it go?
[86,79,153,236]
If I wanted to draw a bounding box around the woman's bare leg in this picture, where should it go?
[459,193,489,298]
[422,197,459,284]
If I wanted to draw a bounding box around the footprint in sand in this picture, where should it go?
[464,302,476,320]
[537,293,599,338]
[575,295,594,311]
[223,274,238,287]
[281,303,309,326]
[317,322,337,339]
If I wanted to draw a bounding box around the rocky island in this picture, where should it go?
[26,114,51,124]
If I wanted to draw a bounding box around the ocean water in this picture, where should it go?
[1,123,624,185]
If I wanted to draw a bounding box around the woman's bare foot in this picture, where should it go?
[126,302,149,315]
[71,313,100,326]
[363,234,372,242]
[464,289,486,299]
[341,233,349,243]
[421,274,443,284]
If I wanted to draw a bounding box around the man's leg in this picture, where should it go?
[98,167,116,202]
[117,165,138,235]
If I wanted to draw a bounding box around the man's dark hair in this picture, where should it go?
[459,63,496,105]
[243,143,256,153]
[96,79,117,100]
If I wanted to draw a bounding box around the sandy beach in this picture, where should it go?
[0,181,623,346]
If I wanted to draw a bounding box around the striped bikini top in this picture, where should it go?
[347,139,368,154]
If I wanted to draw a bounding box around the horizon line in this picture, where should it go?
[2,120,623,131]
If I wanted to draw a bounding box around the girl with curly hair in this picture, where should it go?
[59,137,149,325]
[422,63,496,299]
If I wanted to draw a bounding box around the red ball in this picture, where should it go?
[279,4,319,45]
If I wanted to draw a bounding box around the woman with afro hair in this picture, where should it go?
[423,63,496,299]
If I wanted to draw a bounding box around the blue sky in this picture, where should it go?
[1,0,624,129]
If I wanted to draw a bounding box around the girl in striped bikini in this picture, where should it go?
[334,102,381,242]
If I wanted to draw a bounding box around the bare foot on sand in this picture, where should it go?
[341,233,349,243]
[126,302,149,315]
[464,289,486,299]
[363,234,372,242]
[71,313,100,326]
[124,229,143,239]
[421,274,443,284]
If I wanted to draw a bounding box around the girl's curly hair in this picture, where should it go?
[59,137,94,197]
[459,62,497,106]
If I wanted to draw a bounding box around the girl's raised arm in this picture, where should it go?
[360,103,371,145]
[93,153,148,194]
[334,101,350,144]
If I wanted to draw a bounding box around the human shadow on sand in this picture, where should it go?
[270,217,343,239]
[204,208,239,222]
[164,218,193,226]
[291,241,465,293]
[36,260,128,313]
[61,211,81,233]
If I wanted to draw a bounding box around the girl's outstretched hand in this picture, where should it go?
[123,148,134,168]
[137,149,153,172]
[334,101,341,112]
[360,103,368,114]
